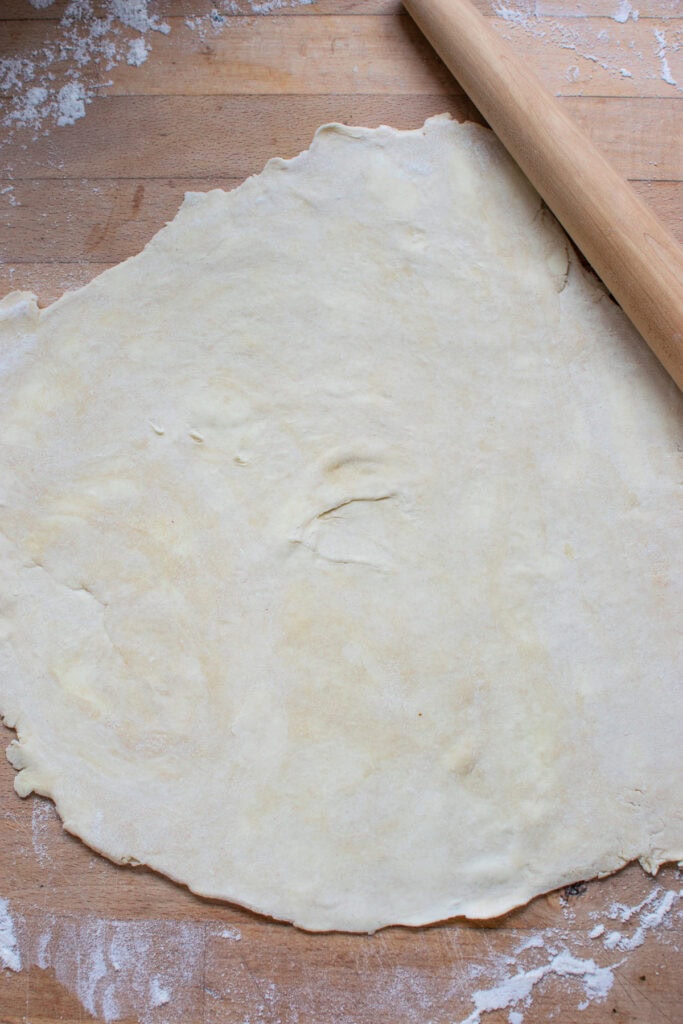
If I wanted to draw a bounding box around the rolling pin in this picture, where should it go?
[404,0,683,392]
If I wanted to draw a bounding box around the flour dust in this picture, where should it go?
[0,897,22,973]
[455,885,681,1024]
[0,880,680,1022]
[493,0,682,94]
[0,0,314,135]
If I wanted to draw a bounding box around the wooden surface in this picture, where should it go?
[0,2,681,1022]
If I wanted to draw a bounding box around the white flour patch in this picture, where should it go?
[149,974,171,1007]
[611,1,639,24]
[512,933,544,955]
[0,1,170,134]
[31,796,55,866]
[654,28,678,88]
[0,185,19,207]
[604,929,623,949]
[0,897,21,972]
[218,924,242,941]
[608,890,654,922]
[458,952,616,1024]
[600,888,678,952]
[127,37,150,67]
[14,913,205,1023]
[494,3,545,35]
[56,81,86,127]
[109,1,170,34]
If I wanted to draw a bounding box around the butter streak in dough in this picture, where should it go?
[0,116,681,932]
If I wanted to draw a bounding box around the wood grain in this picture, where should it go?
[0,95,678,180]
[0,1,681,1021]
[1,14,681,99]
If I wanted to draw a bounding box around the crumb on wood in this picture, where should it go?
[562,881,588,900]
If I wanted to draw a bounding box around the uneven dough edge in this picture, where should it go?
[0,114,681,933]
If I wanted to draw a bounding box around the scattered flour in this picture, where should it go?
[56,81,86,126]
[183,0,315,39]
[216,0,315,13]
[109,0,171,34]
[512,933,544,955]
[603,929,623,949]
[1,0,317,134]
[600,889,679,952]
[494,3,629,84]
[456,884,681,1024]
[654,28,678,87]
[608,890,654,922]
[0,897,21,972]
[127,37,150,67]
[494,3,544,33]
[494,1,682,94]
[149,974,171,1007]
[0,184,19,207]
[458,952,616,1024]
[31,796,55,865]
[0,878,680,1023]
[17,912,205,1023]
[0,1,170,132]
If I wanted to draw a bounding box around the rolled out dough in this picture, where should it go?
[0,116,681,932]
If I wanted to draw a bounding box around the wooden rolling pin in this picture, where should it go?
[404,0,683,392]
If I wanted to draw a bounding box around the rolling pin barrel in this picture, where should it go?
[404,0,683,391]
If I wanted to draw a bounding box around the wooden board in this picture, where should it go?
[0,3,681,1022]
